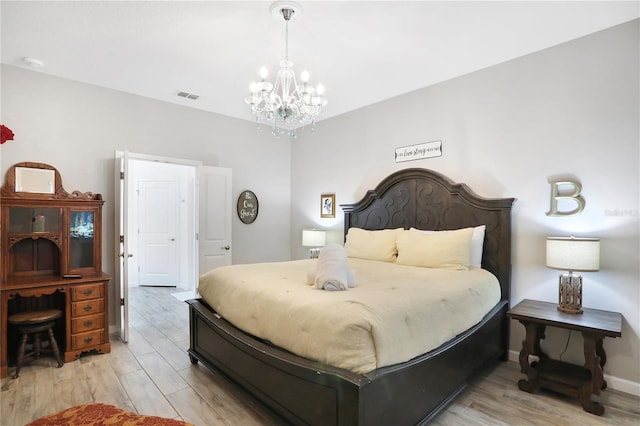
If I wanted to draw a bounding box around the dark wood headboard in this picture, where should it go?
[340,168,515,301]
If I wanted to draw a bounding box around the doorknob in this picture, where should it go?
[169,238,175,241]
[221,245,231,251]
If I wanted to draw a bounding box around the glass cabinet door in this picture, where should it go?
[9,207,61,234]
[69,209,95,270]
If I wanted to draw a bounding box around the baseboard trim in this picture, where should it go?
[507,349,640,397]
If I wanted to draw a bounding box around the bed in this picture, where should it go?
[187,168,515,425]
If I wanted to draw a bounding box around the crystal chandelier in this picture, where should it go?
[245,1,327,137]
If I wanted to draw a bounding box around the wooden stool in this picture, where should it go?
[8,309,64,378]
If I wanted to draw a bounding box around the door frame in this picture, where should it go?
[114,151,201,342]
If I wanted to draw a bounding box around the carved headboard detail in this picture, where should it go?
[340,168,515,301]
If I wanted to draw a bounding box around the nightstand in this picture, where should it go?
[507,299,622,415]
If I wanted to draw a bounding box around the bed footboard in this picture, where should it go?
[187,298,508,425]
[187,298,367,425]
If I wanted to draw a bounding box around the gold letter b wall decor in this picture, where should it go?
[547,181,586,216]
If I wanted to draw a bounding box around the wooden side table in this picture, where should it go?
[507,299,622,415]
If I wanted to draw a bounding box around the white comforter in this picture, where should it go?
[198,258,500,374]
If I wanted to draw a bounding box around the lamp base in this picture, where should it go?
[557,272,583,315]
[557,306,583,315]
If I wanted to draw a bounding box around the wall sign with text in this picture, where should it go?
[395,140,442,163]
[237,190,259,224]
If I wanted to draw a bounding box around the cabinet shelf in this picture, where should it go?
[8,232,62,245]
[8,232,61,238]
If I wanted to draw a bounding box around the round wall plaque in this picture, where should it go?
[237,190,259,224]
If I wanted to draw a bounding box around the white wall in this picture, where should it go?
[291,20,639,389]
[0,65,292,323]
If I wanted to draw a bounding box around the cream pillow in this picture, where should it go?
[410,225,485,268]
[397,227,474,270]
[344,228,403,262]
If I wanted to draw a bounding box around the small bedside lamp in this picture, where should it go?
[302,229,326,259]
[546,236,600,314]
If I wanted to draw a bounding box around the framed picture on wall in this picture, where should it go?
[321,193,335,218]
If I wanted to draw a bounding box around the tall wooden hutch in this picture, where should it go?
[1,162,110,378]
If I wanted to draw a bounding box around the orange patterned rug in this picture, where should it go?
[26,403,194,426]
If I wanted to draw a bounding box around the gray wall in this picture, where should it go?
[291,20,639,389]
[0,65,292,322]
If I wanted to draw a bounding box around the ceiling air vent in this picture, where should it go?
[176,91,199,100]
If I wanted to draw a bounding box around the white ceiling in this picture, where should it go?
[2,1,638,123]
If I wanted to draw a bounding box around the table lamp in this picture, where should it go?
[302,229,326,259]
[546,236,600,314]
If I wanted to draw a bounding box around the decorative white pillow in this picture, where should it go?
[410,225,486,268]
[344,228,403,262]
[397,227,474,270]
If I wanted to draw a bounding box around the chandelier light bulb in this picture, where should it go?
[259,66,269,80]
[300,70,310,83]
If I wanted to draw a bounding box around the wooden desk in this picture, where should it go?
[1,274,111,378]
[507,299,622,415]
[1,162,112,379]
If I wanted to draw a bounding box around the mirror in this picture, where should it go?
[15,167,56,194]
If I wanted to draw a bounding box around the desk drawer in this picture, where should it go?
[71,313,104,333]
[71,298,104,317]
[71,329,104,350]
[71,283,104,301]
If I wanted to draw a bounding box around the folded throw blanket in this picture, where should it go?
[309,244,355,291]
[306,268,356,288]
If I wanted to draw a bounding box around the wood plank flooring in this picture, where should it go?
[1,286,638,425]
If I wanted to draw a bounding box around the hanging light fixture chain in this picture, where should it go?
[284,18,289,60]
[281,7,294,61]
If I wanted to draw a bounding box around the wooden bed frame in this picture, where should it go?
[187,168,515,425]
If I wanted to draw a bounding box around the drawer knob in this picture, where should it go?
[83,304,93,312]
[83,320,93,327]
[82,289,94,296]
[84,336,94,344]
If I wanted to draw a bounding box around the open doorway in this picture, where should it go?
[114,151,232,343]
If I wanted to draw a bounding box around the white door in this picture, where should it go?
[138,180,179,286]
[198,166,232,275]
[115,151,131,342]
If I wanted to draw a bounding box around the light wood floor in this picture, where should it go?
[1,286,638,425]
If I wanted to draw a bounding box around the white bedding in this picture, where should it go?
[198,258,501,374]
